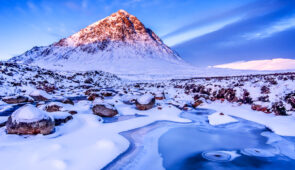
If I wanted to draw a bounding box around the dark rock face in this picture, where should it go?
[29,95,48,101]
[122,95,137,105]
[54,115,73,126]
[272,102,287,116]
[285,92,295,110]
[6,117,55,135]
[2,96,32,104]
[45,104,61,112]
[261,86,270,94]
[155,92,165,100]
[192,100,203,108]
[251,104,271,113]
[92,104,118,117]
[0,121,6,128]
[87,93,100,101]
[68,110,77,115]
[135,97,155,110]
[61,98,74,105]
[84,78,93,84]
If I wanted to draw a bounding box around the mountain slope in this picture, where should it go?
[10,10,192,75]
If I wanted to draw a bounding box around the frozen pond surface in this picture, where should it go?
[105,108,295,170]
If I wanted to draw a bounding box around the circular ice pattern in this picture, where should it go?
[202,151,232,162]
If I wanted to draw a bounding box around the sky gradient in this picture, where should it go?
[0,0,294,66]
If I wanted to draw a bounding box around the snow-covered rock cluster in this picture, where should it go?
[0,61,121,97]
[165,73,295,115]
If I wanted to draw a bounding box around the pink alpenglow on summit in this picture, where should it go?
[11,10,192,75]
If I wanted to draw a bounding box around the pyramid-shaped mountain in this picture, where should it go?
[10,10,192,75]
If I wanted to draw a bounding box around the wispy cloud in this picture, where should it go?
[163,17,241,46]
[244,15,295,40]
[27,1,37,11]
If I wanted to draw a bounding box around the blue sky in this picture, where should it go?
[0,0,294,66]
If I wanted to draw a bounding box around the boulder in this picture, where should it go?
[45,104,61,112]
[92,104,118,117]
[49,112,73,126]
[192,99,203,108]
[61,98,74,105]
[68,110,78,115]
[2,95,33,104]
[135,93,155,110]
[6,105,55,135]
[272,102,287,116]
[29,90,52,101]
[251,104,271,113]
[122,94,137,105]
[92,99,118,117]
[154,91,165,100]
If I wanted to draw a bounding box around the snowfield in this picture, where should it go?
[0,98,189,170]
[0,61,295,169]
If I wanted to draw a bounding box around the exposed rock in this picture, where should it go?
[122,94,137,105]
[154,91,165,100]
[135,94,155,110]
[61,98,74,105]
[261,86,270,94]
[2,95,32,104]
[285,92,295,110]
[92,104,118,117]
[45,104,61,112]
[92,99,118,117]
[84,78,93,84]
[6,105,54,135]
[87,93,101,101]
[192,100,203,108]
[29,90,52,101]
[68,110,77,115]
[50,112,73,126]
[251,104,271,113]
[272,102,287,116]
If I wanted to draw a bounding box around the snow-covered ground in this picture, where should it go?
[0,97,189,170]
[1,61,295,170]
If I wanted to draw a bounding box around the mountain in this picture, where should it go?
[10,10,193,76]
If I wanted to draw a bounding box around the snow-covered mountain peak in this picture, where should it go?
[10,10,192,76]
[55,9,161,47]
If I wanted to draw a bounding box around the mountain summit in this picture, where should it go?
[10,10,192,76]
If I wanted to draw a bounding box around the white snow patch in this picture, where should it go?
[137,93,154,105]
[202,102,295,136]
[208,112,238,126]
[11,104,53,123]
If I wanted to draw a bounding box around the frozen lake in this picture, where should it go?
[105,109,295,170]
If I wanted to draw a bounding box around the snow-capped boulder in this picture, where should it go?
[29,90,52,101]
[6,104,55,135]
[2,95,33,104]
[135,93,155,110]
[92,99,118,117]
[122,94,137,105]
[154,91,165,100]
